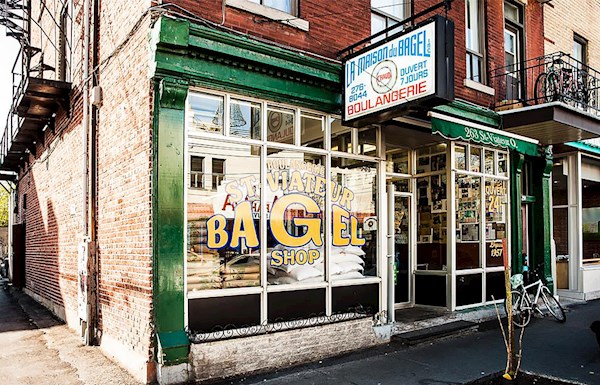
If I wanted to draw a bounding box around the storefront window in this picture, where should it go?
[455,144,466,171]
[267,106,295,144]
[456,174,481,270]
[484,149,494,174]
[470,146,481,173]
[331,157,378,277]
[582,176,600,264]
[485,179,508,267]
[358,128,378,156]
[300,113,324,149]
[552,160,568,206]
[230,99,261,140]
[186,139,261,292]
[331,119,353,154]
[498,152,508,176]
[189,93,224,134]
[185,90,385,334]
[386,149,410,175]
[417,144,447,174]
[266,150,326,285]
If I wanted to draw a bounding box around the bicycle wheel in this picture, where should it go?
[505,290,531,328]
[535,72,559,104]
[534,73,548,103]
[541,286,566,323]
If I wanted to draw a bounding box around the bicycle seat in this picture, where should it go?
[510,273,524,289]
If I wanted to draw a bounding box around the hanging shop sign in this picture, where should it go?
[430,113,540,157]
[342,15,454,126]
[206,160,367,267]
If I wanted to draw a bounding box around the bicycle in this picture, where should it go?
[535,56,594,109]
[504,269,566,328]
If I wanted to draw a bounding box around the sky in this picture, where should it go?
[0,27,21,136]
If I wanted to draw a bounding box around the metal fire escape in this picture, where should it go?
[0,0,71,174]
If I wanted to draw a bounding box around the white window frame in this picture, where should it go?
[226,0,309,31]
[370,0,411,41]
[465,0,486,84]
[184,88,383,334]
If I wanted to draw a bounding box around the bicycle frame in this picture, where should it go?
[516,279,545,316]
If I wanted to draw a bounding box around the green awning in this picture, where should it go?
[430,112,540,157]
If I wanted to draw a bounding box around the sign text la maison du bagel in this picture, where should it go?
[344,21,436,122]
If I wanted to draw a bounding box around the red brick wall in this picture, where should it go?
[413,0,544,108]
[16,0,154,382]
[164,0,371,59]
[166,0,544,110]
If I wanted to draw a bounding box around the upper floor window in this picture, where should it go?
[371,0,409,42]
[573,34,587,68]
[504,1,524,100]
[248,0,297,15]
[465,0,485,83]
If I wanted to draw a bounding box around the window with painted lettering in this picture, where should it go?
[266,150,326,285]
[186,138,262,292]
[331,158,378,278]
[185,89,382,334]
[454,143,509,307]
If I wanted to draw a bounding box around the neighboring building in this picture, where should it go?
[542,0,600,300]
[0,1,594,384]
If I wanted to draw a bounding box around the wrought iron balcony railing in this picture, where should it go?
[490,52,600,117]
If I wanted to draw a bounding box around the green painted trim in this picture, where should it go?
[538,149,554,291]
[565,141,600,155]
[521,196,536,203]
[157,331,190,365]
[157,17,189,48]
[160,78,189,109]
[155,50,340,111]
[150,16,342,113]
[431,117,539,156]
[433,100,500,127]
[510,152,525,274]
[153,78,189,365]
[187,24,340,82]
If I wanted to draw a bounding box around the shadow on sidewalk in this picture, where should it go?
[0,283,63,333]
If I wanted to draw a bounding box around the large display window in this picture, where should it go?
[454,144,509,308]
[185,90,382,334]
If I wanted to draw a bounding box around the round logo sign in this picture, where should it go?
[268,111,282,133]
[371,60,398,94]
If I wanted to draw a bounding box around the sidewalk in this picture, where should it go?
[232,300,600,385]
[0,281,141,385]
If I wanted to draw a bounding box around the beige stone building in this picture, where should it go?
[544,0,600,70]
[546,0,600,301]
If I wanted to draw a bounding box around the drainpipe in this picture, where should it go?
[89,0,100,344]
[82,0,92,345]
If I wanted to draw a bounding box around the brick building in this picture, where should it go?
[0,1,598,384]
[543,0,600,300]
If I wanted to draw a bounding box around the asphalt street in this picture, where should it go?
[1,280,599,385]
[235,300,600,385]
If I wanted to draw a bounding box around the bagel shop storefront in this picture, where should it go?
[150,14,550,382]
[342,15,549,314]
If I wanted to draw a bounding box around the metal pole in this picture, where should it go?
[387,182,395,324]
[82,0,92,346]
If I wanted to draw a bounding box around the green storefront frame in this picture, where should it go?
[150,16,343,365]
[430,102,554,290]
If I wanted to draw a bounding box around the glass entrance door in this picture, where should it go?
[393,194,412,304]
